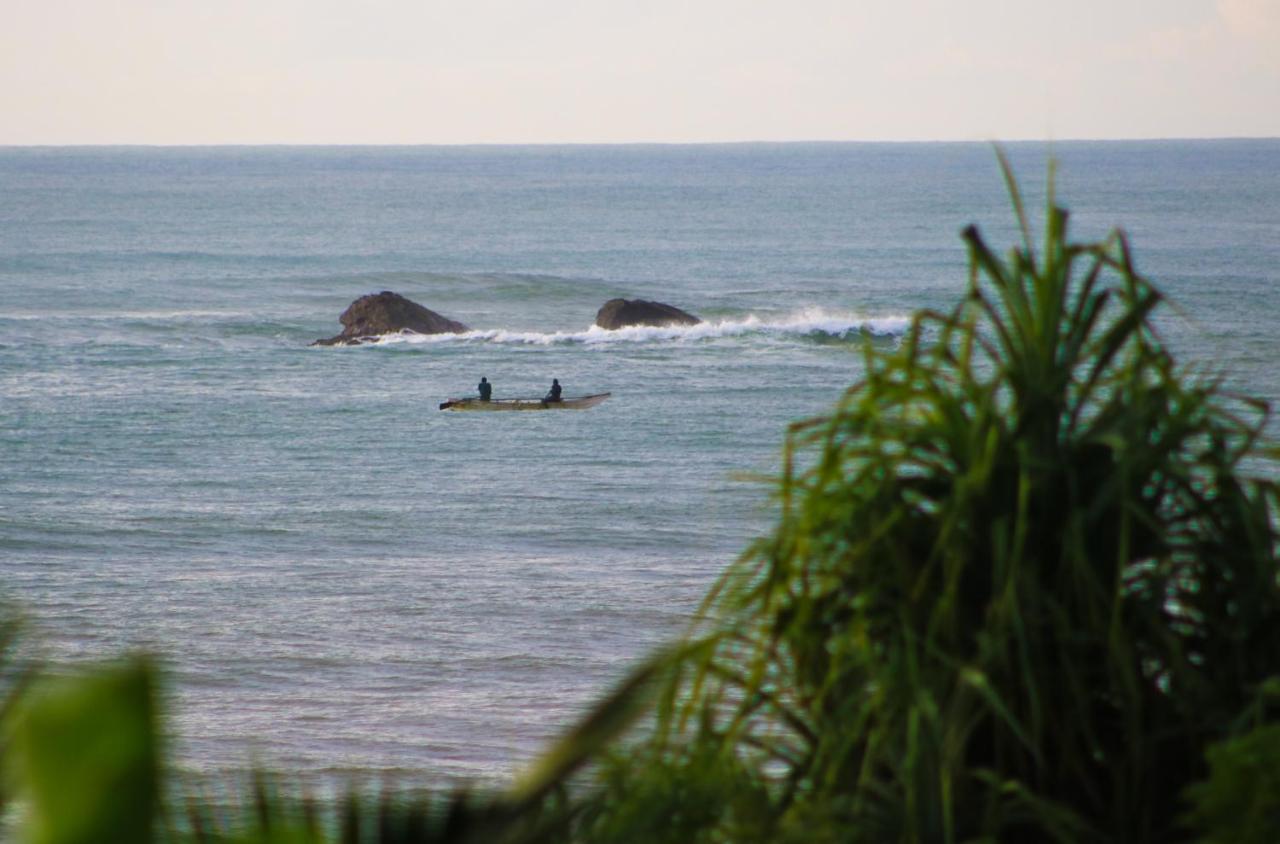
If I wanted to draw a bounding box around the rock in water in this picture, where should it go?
[595,298,701,330]
[311,291,469,346]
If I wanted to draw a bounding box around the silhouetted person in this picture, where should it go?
[544,378,562,403]
[478,377,492,401]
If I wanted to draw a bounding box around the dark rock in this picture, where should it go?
[595,298,701,330]
[312,291,469,346]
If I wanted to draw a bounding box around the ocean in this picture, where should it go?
[2,140,1278,787]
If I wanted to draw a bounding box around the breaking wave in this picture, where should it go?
[366,308,911,347]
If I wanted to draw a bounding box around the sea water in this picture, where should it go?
[1,141,1278,786]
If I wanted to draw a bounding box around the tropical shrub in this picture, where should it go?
[571,159,1280,843]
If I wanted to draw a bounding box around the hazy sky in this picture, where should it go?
[3,0,1278,144]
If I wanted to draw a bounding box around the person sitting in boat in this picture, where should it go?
[477,377,492,402]
[544,378,562,403]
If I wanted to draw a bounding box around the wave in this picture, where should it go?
[1,305,911,348]
[365,308,911,347]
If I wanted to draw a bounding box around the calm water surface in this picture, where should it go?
[2,141,1278,785]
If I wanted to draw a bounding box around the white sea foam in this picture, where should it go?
[367,308,911,347]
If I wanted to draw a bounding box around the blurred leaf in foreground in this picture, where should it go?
[8,656,162,844]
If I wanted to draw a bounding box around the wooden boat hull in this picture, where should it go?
[440,392,611,411]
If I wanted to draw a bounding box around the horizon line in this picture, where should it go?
[2,135,1279,150]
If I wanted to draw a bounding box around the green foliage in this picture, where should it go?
[0,651,570,844]
[8,657,162,844]
[576,738,776,844]
[1183,716,1280,843]
[177,775,558,844]
[0,608,32,818]
[594,157,1280,842]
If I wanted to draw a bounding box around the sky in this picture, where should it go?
[2,0,1278,145]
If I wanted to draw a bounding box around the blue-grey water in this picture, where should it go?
[2,141,1278,786]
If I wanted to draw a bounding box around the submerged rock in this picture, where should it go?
[595,298,701,330]
[311,291,469,346]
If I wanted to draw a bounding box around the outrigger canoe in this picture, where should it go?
[439,393,611,411]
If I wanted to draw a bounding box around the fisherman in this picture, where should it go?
[478,376,492,401]
[544,378,562,403]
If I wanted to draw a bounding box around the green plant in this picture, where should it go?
[1183,712,1280,844]
[7,656,162,844]
[0,650,577,844]
[574,157,1280,842]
